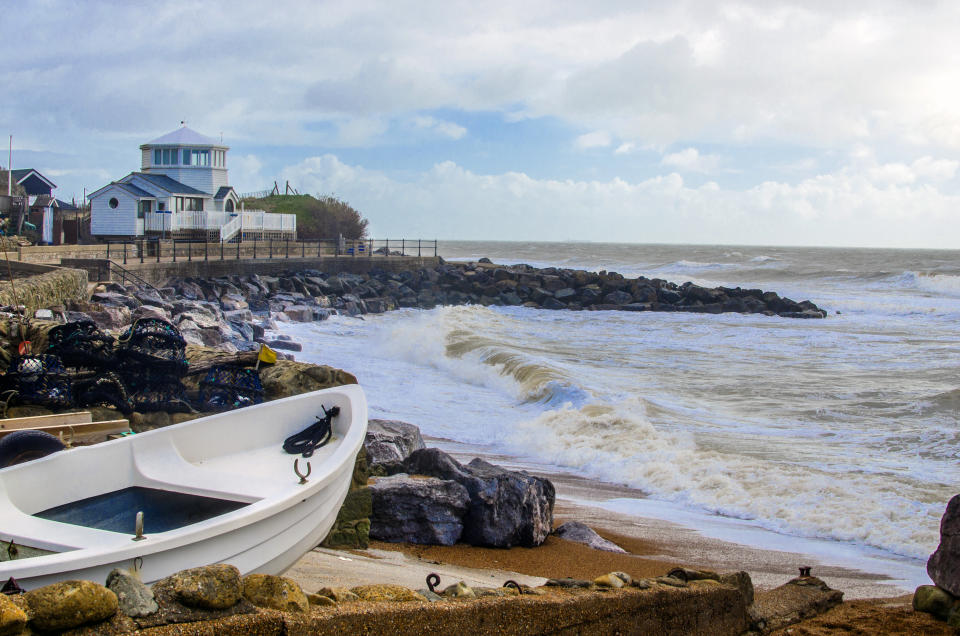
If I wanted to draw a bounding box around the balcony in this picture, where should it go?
[143,209,296,242]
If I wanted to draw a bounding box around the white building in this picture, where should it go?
[89,125,294,242]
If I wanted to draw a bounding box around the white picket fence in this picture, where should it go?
[143,209,296,242]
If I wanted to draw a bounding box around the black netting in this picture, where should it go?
[199,366,264,411]
[3,354,72,408]
[117,318,188,376]
[73,371,131,415]
[126,376,193,413]
[46,320,117,369]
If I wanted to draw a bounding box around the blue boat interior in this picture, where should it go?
[34,487,249,534]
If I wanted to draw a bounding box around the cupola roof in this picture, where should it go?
[143,125,223,148]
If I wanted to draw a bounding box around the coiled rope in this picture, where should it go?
[282,404,340,457]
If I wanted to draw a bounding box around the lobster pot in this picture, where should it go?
[3,355,72,409]
[73,371,131,415]
[199,366,264,412]
[46,320,116,369]
[127,377,193,413]
[117,318,188,377]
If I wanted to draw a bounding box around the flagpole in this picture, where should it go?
[7,135,11,196]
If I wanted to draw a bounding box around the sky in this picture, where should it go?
[2,0,959,248]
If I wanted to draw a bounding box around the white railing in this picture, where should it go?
[144,208,296,237]
[219,214,242,243]
[241,209,296,233]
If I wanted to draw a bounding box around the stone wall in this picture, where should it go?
[16,244,107,264]
[134,585,749,635]
[0,263,88,313]
[62,256,442,285]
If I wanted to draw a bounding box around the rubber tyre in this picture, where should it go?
[0,430,66,468]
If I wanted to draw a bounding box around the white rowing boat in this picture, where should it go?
[0,383,367,590]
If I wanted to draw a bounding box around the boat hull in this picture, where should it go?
[0,384,367,589]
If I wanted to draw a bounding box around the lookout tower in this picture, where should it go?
[139,124,229,196]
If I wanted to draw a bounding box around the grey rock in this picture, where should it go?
[369,474,470,545]
[402,448,555,548]
[365,419,426,466]
[133,305,170,321]
[928,494,960,596]
[223,309,253,323]
[553,521,626,553]
[284,305,316,322]
[107,568,159,617]
[603,290,634,305]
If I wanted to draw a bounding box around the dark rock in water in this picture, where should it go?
[262,338,302,352]
[541,296,566,310]
[553,521,626,553]
[928,494,960,596]
[365,419,426,466]
[402,448,555,548]
[369,474,469,545]
[603,290,633,305]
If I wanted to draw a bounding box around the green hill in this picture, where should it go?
[241,194,368,239]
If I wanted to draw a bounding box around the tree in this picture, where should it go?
[239,193,369,240]
[303,195,369,240]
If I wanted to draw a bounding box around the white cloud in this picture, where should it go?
[574,131,612,150]
[614,142,636,154]
[661,147,722,173]
[283,154,960,248]
[413,116,467,140]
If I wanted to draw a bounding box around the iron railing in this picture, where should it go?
[104,238,438,264]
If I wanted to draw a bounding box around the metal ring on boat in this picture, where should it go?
[294,458,312,484]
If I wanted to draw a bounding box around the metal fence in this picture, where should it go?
[104,238,438,265]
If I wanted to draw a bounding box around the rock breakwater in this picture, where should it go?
[68,259,826,352]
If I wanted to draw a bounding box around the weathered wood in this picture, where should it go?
[0,419,130,444]
[185,349,259,375]
[0,411,92,430]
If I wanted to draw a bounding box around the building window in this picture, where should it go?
[175,196,204,212]
[182,148,191,165]
[154,149,161,165]
[109,197,119,209]
[187,149,210,166]
[137,200,152,219]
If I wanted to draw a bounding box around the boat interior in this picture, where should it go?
[0,388,359,557]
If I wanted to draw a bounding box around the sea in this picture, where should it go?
[275,241,960,590]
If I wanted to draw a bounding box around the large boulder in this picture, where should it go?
[553,521,626,553]
[365,419,426,466]
[166,564,242,610]
[241,574,309,612]
[928,494,960,596]
[107,568,159,617]
[258,360,357,400]
[402,448,555,547]
[24,580,118,632]
[0,593,27,635]
[369,474,470,545]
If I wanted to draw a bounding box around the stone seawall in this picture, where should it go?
[62,256,442,285]
[0,263,88,313]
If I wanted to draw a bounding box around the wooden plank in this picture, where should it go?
[0,419,130,444]
[0,411,92,431]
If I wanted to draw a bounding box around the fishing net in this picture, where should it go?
[46,320,116,369]
[117,318,188,376]
[126,373,193,413]
[2,354,72,409]
[73,371,131,415]
[199,365,264,411]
